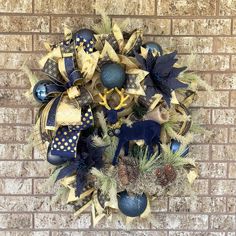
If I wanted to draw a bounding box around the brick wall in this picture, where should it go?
[0,0,235,235]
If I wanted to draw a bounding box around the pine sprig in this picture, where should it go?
[159,144,189,168]
[189,123,206,134]
[92,135,108,147]
[163,124,188,143]
[40,165,66,193]
[96,111,108,135]
[103,136,118,161]
[138,147,160,173]
[51,186,69,205]
[179,72,213,92]
[92,8,112,34]
[91,167,117,195]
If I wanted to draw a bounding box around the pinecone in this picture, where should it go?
[164,164,177,182]
[156,168,169,186]
[156,164,177,186]
[118,156,139,186]
[118,158,129,185]
[126,164,139,183]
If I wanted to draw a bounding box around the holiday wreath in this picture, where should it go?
[22,14,212,225]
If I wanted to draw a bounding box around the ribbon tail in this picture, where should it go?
[46,94,63,130]
[50,106,94,158]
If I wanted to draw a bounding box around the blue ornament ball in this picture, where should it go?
[118,191,148,217]
[143,42,163,55]
[47,147,67,166]
[170,139,189,157]
[33,80,52,103]
[101,63,126,89]
[73,28,94,42]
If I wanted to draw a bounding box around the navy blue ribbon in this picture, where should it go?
[50,106,94,158]
[44,57,83,128]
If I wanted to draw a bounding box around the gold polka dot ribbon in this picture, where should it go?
[50,106,94,158]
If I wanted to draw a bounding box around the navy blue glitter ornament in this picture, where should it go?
[143,42,163,55]
[73,28,94,42]
[47,146,68,166]
[170,139,189,157]
[33,80,52,103]
[101,63,126,89]
[117,191,148,217]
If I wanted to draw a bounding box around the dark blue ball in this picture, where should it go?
[33,80,52,103]
[47,147,67,166]
[143,42,163,55]
[118,191,148,217]
[101,63,126,89]
[170,139,189,157]
[73,28,94,42]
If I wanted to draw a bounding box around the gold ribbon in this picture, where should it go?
[67,86,80,100]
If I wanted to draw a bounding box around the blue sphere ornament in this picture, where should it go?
[143,42,163,55]
[101,63,126,89]
[73,28,94,42]
[170,139,189,157]
[117,191,148,217]
[47,147,67,166]
[33,80,52,103]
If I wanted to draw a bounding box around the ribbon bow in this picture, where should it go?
[37,28,96,159]
[41,56,92,131]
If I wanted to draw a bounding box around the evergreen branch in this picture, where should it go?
[96,111,108,135]
[91,167,117,195]
[138,147,160,173]
[92,7,112,34]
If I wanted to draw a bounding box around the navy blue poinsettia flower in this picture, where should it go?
[135,50,188,106]
[56,135,105,197]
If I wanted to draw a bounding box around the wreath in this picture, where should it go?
[23,14,211,225]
